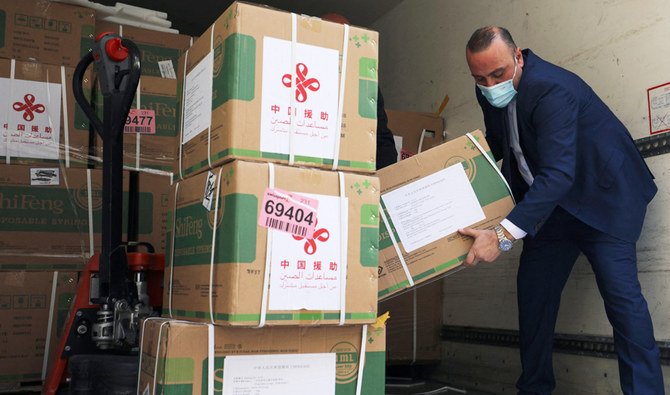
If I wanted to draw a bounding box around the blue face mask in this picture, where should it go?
[477,59,518,108]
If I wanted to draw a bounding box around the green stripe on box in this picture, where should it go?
[360,204,378,226]
[377,255,465,296]
[360,227,379,267]
[470,154,509,206]
[0,372,42,382]
[164,358,194,382]
[212,33,256,108]
[358,57,377,80]
[80,25,95,58]
[156,383,193,395]
[174,310,376,322]
[0,10,5,48]
[358,79,377,119]
[136,43,180,78]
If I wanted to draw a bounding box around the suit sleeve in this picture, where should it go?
[376,89,399,170]
[506,83,579,235]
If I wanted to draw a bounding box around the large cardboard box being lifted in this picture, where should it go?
[377,130,514,300]
[386,110,445,160]
[176,2,379,178]
[0,0,95,67]
[0,271,76,391]
[0,165,172,270]
[165,160,380,326]
[138,317,386,395]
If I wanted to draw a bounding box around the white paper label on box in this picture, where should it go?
[381,163,485,253]
[393,135,403,162]
[260,37,340,160]
[202,171,216,211]
[30,168,60,186]
[182,52,213,144]
[157,60,177,79]
[269,193,347,311]
[0,78,62,160]
[222,353,336,395]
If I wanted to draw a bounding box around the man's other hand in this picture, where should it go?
[458,228,501,266]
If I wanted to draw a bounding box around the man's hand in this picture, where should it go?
[458,228,501,266]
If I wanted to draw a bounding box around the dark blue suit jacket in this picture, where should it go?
[477,49,656,242]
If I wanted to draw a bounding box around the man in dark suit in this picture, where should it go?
[458,26,664,394]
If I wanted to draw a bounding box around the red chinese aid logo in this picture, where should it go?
[282,63,320,103]
[13,94,46,121]
[292,220,329,255]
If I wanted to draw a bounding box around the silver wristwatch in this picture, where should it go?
[494,225,513,252]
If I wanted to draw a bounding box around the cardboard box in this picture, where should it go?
[0,271,77,391]
[0,0,95,68]
[0,58,94,167]
[165,160,379,326]
[176,2,379,178]
[386,109,445,160]
[378,280,442,364]
[138,317,386,395]
[377,130,514,299]
[0,165,172,270]
[95,21,192,79]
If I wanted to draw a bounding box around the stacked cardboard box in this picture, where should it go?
[174,2,379,178]
[386,109,446,161]
[143,2,386,392]
[377,130,515,300]
[0,271,77,391]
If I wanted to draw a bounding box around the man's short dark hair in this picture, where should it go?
[467,26,517,54]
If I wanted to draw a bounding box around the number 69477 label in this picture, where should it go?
[258,188,319,238]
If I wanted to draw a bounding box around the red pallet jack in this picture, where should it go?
[43,33,164,394]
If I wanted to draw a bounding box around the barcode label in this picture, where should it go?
[264,217,308,237]
[158,60,177,79]
[124,126,153,134]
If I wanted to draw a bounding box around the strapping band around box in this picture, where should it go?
[61,66,71,168]
[355,324,368,395]
[4,59,15,164]
[178,47,188,181]
[208,167,225,324]
[288,14,297,166]
[332,24,350,171]
[41,271,59,380]
[135,79,142,170]
[167,182,181,318]
[379,203,414,287]
[206,24,216,170]
[258,163,276,327]
[337,171,348,326]
[138,316,164,393]
[465,132,515,204]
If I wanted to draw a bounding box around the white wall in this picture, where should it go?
[372,0,670,391]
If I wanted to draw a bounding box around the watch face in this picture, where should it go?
[499,239,513,252]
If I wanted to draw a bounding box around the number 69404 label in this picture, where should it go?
[258,188,319,238]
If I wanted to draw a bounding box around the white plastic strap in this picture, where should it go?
[288,13,297,166]
[379,203,414,287]
[167,182,180,318]
[466,132,515,204]
[86,169,94,257]
[331,24,349,171]
[355,325,368,395]
[412,288,417,364]
[138,317,163,393]
[178,49,189,181]
[60,66,71,167]
[208,167,225,324]
[152,320,171,394]
[41,271,59,380]
[118,24,123,37]
[5,59,16,164]
[258,163,275,327]
[417,129,427,154]
[135,79,142,170]
[338,171,348,325]
[206,24,215,170]
[206,324,215,395]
